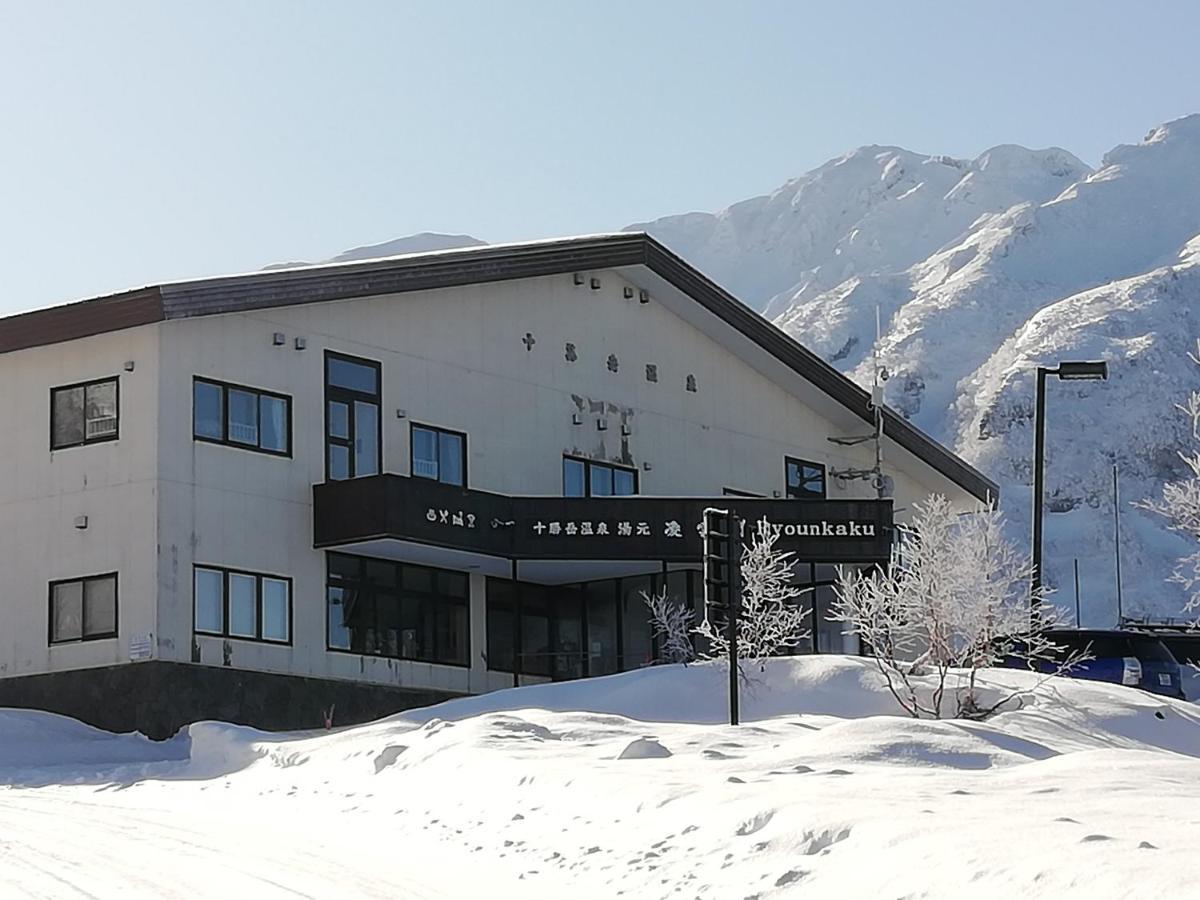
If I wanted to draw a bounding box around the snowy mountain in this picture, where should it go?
[264,232,484,269]
[641,115,1200,620]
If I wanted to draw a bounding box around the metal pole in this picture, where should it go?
[727,514,742,727]
[1080,561,1089,628]
[1113,465,1124,627]
[1032,367,1049,612]
[511,558,521,688]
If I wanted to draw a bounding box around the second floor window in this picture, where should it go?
[51,378,118,449]
[411,424,466,486]
[325,352,381,481]
[563,457,638,497]
[193,378,291,455]
[786,457,826,499]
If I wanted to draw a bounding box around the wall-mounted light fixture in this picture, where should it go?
[573,273,585,286]
[571,412,582,425]
[597,418,608,431]
[294,337,307,351]
[73,515,88,530]
[620,423,631,436]
[396,409,407,419]
[123,361,135,372]
[643,461,653,471]
[639,290,650,304]
[272,332,286,346]
[623,286,634,299]
[590,277,601,290]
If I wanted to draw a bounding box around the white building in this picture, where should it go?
[0,234,994,737]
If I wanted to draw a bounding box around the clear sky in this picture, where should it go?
[2,1,1199,314]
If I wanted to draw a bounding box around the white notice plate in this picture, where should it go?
[1159,673,1172,686]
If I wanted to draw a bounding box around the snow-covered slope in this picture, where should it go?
[264,231,485,269]
[630,143,1089,318]
[641,115,1200,619]
[4,657,1200,898]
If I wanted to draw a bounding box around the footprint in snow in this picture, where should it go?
[702,749,740,760]
[1138,841,1158,850]
[618,738,672,759]
[735,811,775,837]
[1055,817,1079,824]
[825,768,852,776]
[1081,834,1114,843]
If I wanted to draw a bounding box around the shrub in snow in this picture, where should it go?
[834,495,1086,719]
[643,588,695,664]
[692,518,811,671]
[1139,338,1200,615]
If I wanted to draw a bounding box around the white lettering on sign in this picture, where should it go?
[426,508,478,529]
[618,522,632,536]
[664,520,683,538]
[636,522,651,536]
[759,521,876,538]
[596,522,609,535]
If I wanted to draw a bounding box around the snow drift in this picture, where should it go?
[3,657,1200,898]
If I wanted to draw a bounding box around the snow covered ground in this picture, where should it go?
[4,657,1200,898]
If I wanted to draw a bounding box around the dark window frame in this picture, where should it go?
[410,422,468,487]
[192,564,293,646]
[192,377,293,457]
[785,456,827,500]
[325,552,470,667]
[562,455,639,497]
[48,572,119,644]
[50,376,120,450]
[323,350,383,482]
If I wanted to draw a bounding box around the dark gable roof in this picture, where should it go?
[0,233,997,501]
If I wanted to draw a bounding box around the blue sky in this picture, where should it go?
[1,1,1198,314]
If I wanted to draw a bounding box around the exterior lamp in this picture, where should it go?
[1032,360,1108,609]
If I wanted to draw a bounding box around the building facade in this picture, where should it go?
[0,234,995,738]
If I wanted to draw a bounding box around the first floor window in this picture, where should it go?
[193,378,291,455]
[51,378,119,449]
[49,574,117,643]
[785,457,826,499]
[562,456,638,497]
[326,553,469,665]
[194,566,291,643]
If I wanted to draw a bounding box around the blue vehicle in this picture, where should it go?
[1001,629,1184,699]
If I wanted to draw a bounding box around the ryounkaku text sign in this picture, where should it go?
[314,475,895,564]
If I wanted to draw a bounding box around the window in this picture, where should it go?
[325,352,381,481]
[562,457,638,497]
[51,378,118,449]
[193,378,291,455]
[49,574,117,644]
[411,424,466,486]
[486,571,698,678]
[194,566,291,644]
[785,457,826,499]
[326,553,468,665]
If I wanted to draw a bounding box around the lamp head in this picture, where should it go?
[1055,361,1108,381]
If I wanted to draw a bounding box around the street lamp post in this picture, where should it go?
[1032,361,1109,611]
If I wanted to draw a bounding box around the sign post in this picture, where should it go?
[703,508,742,726]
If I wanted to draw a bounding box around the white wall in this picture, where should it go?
[151,268,977,692]
[0,326,160,677]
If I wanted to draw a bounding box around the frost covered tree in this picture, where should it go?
[834,495,1084,719]
[1139,338,1200,613]
[693,518,811,669]
[643,587,695,664]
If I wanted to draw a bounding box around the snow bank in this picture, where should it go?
[4,657,1200,898]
